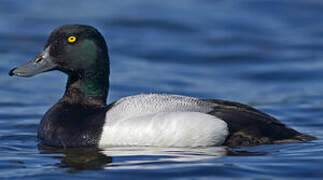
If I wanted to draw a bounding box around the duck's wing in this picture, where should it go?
[202,99,316,147]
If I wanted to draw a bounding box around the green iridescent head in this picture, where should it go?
[10,24,110,102]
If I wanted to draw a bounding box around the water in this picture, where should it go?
[0,0,323,179]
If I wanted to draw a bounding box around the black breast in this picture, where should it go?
[37,101,110,148]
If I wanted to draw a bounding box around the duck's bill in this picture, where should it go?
[9,48,57,77]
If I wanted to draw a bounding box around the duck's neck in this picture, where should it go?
[63,66,109,106]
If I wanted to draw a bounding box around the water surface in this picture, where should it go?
[0,0,323,179]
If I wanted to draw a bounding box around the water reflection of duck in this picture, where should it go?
[38,145,112,172]
[39,145,263,171]
[10,24,315,148]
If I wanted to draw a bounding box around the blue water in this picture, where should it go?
[0,0,323,179]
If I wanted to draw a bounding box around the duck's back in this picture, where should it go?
[104,94,217,123]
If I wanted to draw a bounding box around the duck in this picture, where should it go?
[9,24,315,148]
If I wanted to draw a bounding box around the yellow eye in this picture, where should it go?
[67,35,77,43]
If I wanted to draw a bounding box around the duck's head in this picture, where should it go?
[9,24,109,77]
[9,25,110,103]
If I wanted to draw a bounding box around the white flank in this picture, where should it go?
[99,112,228,147]
[99,94,229,148]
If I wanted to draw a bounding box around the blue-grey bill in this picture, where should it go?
[9,48,56,77]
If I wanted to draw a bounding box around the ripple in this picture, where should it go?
[0,0,323,179]
[109,18,196,33]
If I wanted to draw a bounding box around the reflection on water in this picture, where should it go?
[103,146,228,170]
[38,145,266,172]
[38,145,113,173]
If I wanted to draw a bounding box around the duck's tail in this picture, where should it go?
[273,133,316,144]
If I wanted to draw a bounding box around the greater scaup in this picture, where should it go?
[9,24,315,148]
